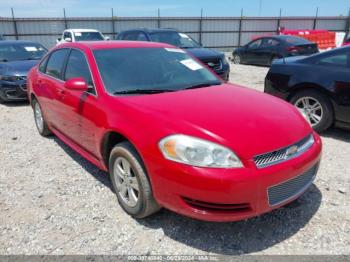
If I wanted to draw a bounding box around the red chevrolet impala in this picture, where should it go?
[27,41,322,222]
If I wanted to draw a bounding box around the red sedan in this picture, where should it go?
[27,41,322,222]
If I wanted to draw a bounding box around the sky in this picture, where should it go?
[0,0,349,18]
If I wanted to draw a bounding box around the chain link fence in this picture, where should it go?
[1,11,350,50]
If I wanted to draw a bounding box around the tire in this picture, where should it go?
[290,89,334,133]
[32,98,51,137]
[0,96,5,104]
[109,142,161,218]
[232,54,241,64]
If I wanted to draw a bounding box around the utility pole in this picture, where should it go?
[157,8,160,28]
[313,7,319,30]
[111,8,115,39]
[63,8,67,29]
[258,0,262,16]
[199,8,203,45]
[11,8,18,40]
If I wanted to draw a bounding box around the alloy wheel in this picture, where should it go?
[233,55,241,64]
[34,102,44,133]
[113,157,140,207]
[294,96,323,127]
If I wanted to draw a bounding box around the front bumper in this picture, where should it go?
[146,132,322,222]
[0,82,28,102]
[215,63,230,81]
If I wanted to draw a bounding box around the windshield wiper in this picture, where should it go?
[113,89,175,95]
[182,82,220,90]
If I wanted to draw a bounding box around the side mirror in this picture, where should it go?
[105,36,110,41]
[64,37,72,42]
[64,77,88,92]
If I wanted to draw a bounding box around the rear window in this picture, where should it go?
[283,36,312,45]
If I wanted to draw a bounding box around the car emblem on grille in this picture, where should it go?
[285,145,298,157]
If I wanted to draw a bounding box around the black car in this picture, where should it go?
[233,35,319,66]
[265,46,350,132]
[0,40,47,103]
[116,28,230,81]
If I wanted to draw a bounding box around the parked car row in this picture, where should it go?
[0,28,348,222]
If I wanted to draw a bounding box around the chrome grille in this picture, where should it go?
[254,134,314,168]
[268,164,318,206]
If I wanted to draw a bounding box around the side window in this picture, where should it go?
[136,32,147,41]
[124,32,138,41]
[316,52,350,68]
[39,55,49,73]
[45,49,69,79]
[63,32,71,40]
[247,39,262,49]
[263,39,279,47]
[64,49,94,92]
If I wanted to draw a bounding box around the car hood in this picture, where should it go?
[122,84,311,159]
[0,60,39,76]
[186,47,223,60]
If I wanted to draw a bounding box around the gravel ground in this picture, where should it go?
[0,63,349,255]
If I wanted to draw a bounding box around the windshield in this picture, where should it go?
[149,32,200,48]
[74,32,104,41]
[93,48,221,95]
[0,43,47,62]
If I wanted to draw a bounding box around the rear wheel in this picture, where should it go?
[290,89,333,133]
[232,54,241,64]
[32,98,51,136]
[109,142,161,218]
[0,95,5,104]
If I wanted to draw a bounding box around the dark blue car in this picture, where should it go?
[0,40,47,103]
[116,28,230,81]
[265,45,350,132]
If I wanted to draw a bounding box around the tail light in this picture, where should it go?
[287,46,299,52]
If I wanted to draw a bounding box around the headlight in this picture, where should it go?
[221,56,229,65]
[159,134,243,168]
[0,75,19,82]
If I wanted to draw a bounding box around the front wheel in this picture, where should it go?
[0,95,6,104]
[290,89,333,133]
[109,142,161,218]
[232,54,241,64]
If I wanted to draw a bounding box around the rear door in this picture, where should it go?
[260,38,281,64]
[244,39,264,64]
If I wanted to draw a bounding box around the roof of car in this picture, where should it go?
[0,40,41,45]
[57,40,176,50]
[258,35,311,41]
[64,29,100,33]
[120,28,178,33]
